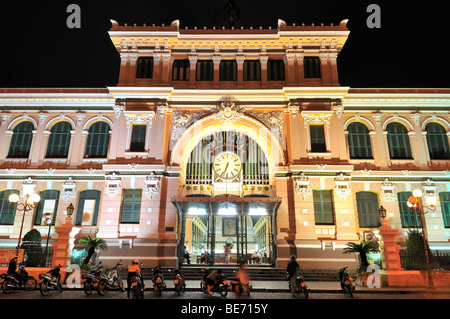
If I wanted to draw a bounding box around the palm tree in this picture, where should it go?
[78,235,108,266]
[343,241,380,273]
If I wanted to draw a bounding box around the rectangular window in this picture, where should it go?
[172,60,190,81]
[219,60,237,81]
[34,190,60,226]
[243,60,261,81]
[310,124,326,152]
[130,125,146,152]
[304,57,321,78]
[136,57,153,78]
[75,190,101,226]
[0,190,19,225]
[121,189,142,224]
[313,190,335,225]
[398,192,421,228]
[439,192,450,228]
[196,60,214,81]
[356,192,381,228]
[267,60,285,81]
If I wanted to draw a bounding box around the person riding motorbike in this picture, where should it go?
[7,256,22,285]
[286,255,300,297]
[231,263,251,294]
[205,269,223,296]
[127,259,145,299]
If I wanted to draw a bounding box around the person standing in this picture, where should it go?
[286,255,300,297]
[224,245,230,264]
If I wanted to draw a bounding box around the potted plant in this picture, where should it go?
[343,240,380,286]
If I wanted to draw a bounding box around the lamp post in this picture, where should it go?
[43,215,53,266]
[407,189,437,289]
[8,181,41,256]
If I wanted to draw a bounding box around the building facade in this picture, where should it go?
[0,19,449,270]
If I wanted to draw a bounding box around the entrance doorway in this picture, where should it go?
[173,197,281,266]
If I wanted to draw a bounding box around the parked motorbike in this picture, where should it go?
[39,265,63,296]
[1,264,37,294]
[338,266,355,297]
[82,263,104,295]
[98,261,125,296]
[170,268,186,296]
[200,268,212,293]
[130,274,144,299]
[152,267,166,296]
[208,274,229,297]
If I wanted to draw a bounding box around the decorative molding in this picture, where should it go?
[157,102,170,119]
[104,172,122,199]
[76,112,86,126]
[124,112,155,129]
[285,103,299,118]
[143,172,161,199]
[203,98,252,124]
[332,103,344,119]
[61,177,77,202]
[301,112,332,128]
[113,102,125,119]
[380,178,396,204]
[1,113,11,126]
[293,173,312,200]
[248,111,285,146]
[372,112,383,127]
[411,112,421,126]
[334,173,351,200]
[170,111,207,148]
[38,112,48,126]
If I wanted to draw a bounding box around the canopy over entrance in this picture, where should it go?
[172,195,282,266]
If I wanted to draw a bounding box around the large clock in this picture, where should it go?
[213,151,242,180]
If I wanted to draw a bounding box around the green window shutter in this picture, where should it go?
[196,60,213,81]
[85,121,110,158]
[46,122,72,158]
[313,190,335,225]
[439,192,450,228]
[426,123,450,160]
[75,190,101,226]
[386,123,412,160]
[8,122,34,158]
[130,124,146,152]
[347,122,373,159]
[136,57,153,78]
[310,124,326,152]
[121,189,142,224]
[0,190,19,225]
[398,191,421,228]
[34,190,60,225]
[304,57,321,78]
[356,192,380,228]
[267,60,285,81]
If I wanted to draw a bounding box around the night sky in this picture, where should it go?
[1,0,450,89]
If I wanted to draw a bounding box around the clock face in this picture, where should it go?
[213,151,242,180]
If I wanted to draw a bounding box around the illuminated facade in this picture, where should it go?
[0,19,449,270]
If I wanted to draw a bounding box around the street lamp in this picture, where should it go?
[9,181,41,255]
[407,189,437,289]
[378,205,387,221]
[66,203,75,219]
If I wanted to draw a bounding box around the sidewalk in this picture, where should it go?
[63,279,450,294]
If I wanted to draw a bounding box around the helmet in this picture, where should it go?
[290,255,296,260]
[133,259,139,264]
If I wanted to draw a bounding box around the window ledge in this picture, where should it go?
[308,152,331,157]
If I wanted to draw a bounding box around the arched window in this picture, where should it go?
[84,122,110,158]
[439,192,450,228]
[0,190,19,225]
[7,122,34,158]
[46,122,72,158]
[356,192,380,228]
[347,122,373,159]
[398,191,421,228]
[75,190,101,226]
[426,123,450,159]
[386,122,412,160]
[34,190,60,225]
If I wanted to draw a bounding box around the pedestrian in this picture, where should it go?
[286,255,300,297]
[184,250,191,264]
[224,245,230,264]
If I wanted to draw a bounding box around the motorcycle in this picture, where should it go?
[200,268,212,294]
[230,270,252,297]
[98,261,125,296]
[338,266,355,297]
[208,274,229,297]
[82,263,104,295]
[1,264,37,294]
[39,265,63,296]
[130,274,144,299]
[287,273,309,298]
[170,268,186,296]
[152,268,166,296]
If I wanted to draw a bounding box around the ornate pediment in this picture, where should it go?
[203,98,252,124]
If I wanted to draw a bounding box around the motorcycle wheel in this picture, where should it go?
[84,281,93,295]
[40,282,48,296]
[219,285,228,297]
[131,285,139,299]
[158,285,162,296]
[25,278,37,291]
[346,285,353,298]
[302,287,309,298]
[57,283,63,293]
[2,279,13,294]
[201,282,207,294]
[97,279,108,296]
[175,283,181,296]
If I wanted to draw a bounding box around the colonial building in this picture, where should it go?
[0,18,449,270]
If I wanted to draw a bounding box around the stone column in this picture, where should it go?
[319,52,331,86]
[188,55,197,88]
[52,216,74,269]
[236,55,244,87]
[259,55,268,88]
[284,54,296,86]
[296,51,305,86]
[212,55,221,88]
[379,219,403,286]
